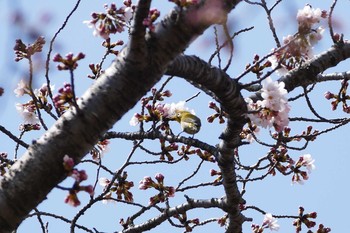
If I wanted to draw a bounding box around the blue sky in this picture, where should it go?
[1,1,350,232]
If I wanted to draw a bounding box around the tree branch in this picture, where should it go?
[166,54,247,232]
[280,42,350,92]
[165,42,350,232]
[0,125,29,149]
[0,1,242,232]
[104,131,218,156]
[121,197,225,233]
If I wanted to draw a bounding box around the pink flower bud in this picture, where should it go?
[208,101,216,109]
[191,218,200,224]
[166,186,175,197]
[210,169,217,176]
[139,176,153,190]
[206,116,213,123]
[83,185,94,195]
[63,155,74,170]
[331,100,337,110]
[253,54,259,61]
[308,212,317,218]
[65,52,73,60]
[324,91,333,100]
[138,183,148,190]
[78,170,88,181]
[155,173,164,183]
[162,90,172,97]
[76,52,85,60]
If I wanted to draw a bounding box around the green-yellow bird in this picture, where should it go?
[173,110,201,135]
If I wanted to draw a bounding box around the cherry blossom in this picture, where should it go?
[98,177,111,188]
[269,5,327,76]
[263,213,280,231]
[15,103,39,124]
[83,2,134,39]
[296,5,323,30]
[139,173,175,205]
[129,113,141,126]
[246,77,290,132]
[300,154,316,173]
[14,79,30,97]
[123,6,133,22]
[163,101,195,118]
[260,77,288,111]
[292,154,315,185]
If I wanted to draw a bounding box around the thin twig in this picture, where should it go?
[0,125,29,149]
[44,0,83,117]
[176,160,205,190]
[28,57,48,130]
[328,0,339,43]
[26,211,93,233]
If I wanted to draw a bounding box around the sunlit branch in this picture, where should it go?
[121,197,225,233]
[103,131,218,156]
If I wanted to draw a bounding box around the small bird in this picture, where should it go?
[172,110,201,135]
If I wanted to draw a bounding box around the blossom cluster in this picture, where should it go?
[271,126,318,143]
[63,155,94,207]
[142,8,160,32]
[269,145,315,185]
[53,52,85,71]
[207,101,228,124]
[159,139,179,161]
[269,5,327,75]
[173,212,200,232]
[53,83,75,113]
[14,79,79,123]
[83,2,134,40]
[246,77,290,133]
[292,206,329,232]
[139,173,175,205]
[324,80,350,113]
[129,88,172,126]
[297,5,326,34]
[13,36,45,62]
[269,146,294,175]
[99,171,134,204]
[291,154,315,185]
[14,80,53,127]
[245,54,272,78]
